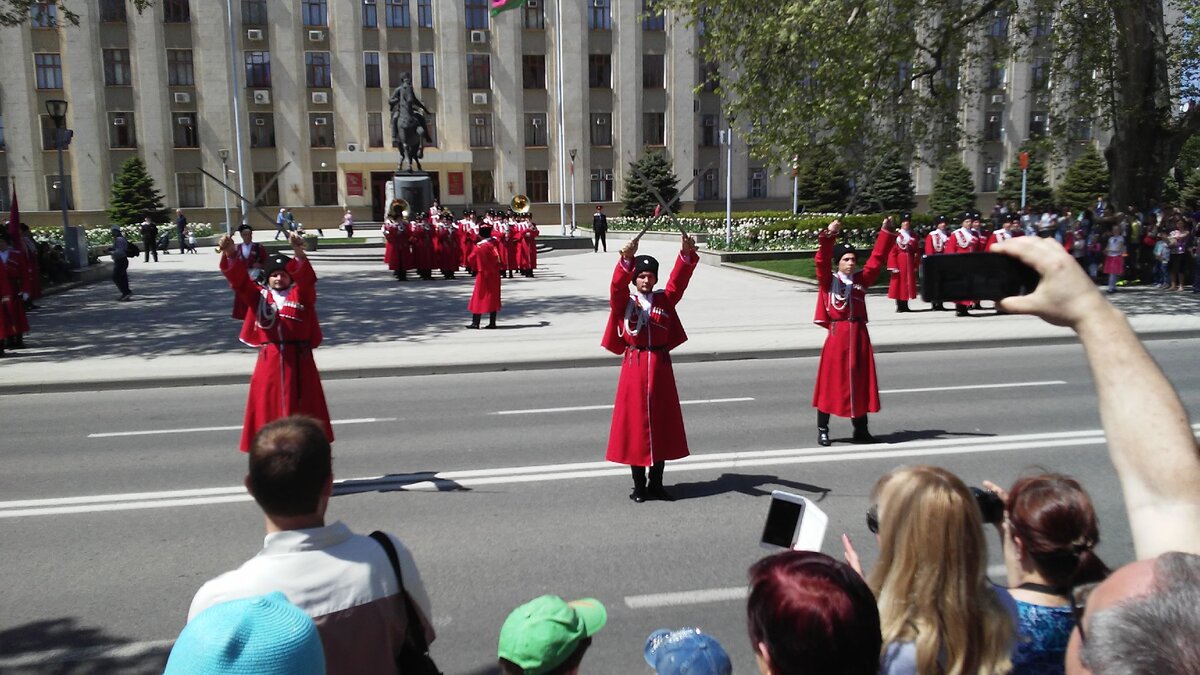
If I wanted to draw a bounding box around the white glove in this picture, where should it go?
[20,292,29,301]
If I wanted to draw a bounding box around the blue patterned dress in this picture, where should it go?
[1009,596,1074,674]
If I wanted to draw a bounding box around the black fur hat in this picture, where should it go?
[832,242,857,262]
[633,255,659,278]
[478,225,492,239]
[264,252,291,277]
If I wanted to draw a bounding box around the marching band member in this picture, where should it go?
[945,212,982,316]
[887,213,919,312]
[230,224,269,319]
[518,214,539,277]
[924,215,950,311]
[467,224,502,329]
[383,199,409,281]
[411,212,435,280]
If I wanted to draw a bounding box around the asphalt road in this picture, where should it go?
[2,339,1198,674]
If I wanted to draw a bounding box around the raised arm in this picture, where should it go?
[611,239,637,310]
[994,236,1200,558]
[815,220,840,291]
[662,234,699,305]
[218,235,262,308]
[860,217,898,287]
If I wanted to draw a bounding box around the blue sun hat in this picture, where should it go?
[644,627,732,675]
[164,592,325,675]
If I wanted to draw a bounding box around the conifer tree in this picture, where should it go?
[857,152,916,213]
[795,146,849,213]
[928,157,976,216]
[108,157,168,226]
[1054,146,1110,211]
[620,151,680,217]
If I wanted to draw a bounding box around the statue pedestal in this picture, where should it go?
[387,173,433,217]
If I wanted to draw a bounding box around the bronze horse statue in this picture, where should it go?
[389,73,432,173]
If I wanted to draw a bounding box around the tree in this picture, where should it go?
[1181,168,1200,210]
[795,146,849,213]
[1055,146,1111,211]
[997,145,1053,210]
[655,0,1200,212]
[856,151,916,213]
[928,157,976,217]
[108,157,168,226]
[1,0,152,26]
[620,151,680,217]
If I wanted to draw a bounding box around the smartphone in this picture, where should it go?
[760,491,829,552]
[921,253,1039,303]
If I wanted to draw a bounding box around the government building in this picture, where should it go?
[0,0,1096,227]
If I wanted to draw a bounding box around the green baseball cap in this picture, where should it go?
[497,595,607,675]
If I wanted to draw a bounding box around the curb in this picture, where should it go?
[5,329,1198,396]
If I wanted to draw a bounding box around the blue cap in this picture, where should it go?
[164,592,325,675]
[644,628,732,675]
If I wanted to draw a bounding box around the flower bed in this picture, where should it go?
[608,213,937,251]
[29,222,218,247]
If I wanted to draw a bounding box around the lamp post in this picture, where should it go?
[218,149,232,235]
[569,148,577,236]
[45,99,73,264]
[720,127,733,247]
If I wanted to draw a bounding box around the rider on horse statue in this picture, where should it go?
[389,72,433,172]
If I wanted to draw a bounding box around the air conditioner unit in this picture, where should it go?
[247,29,263,41]
[314,117,328,126]
[346,143,359,152]
[702,117,715,127]
[590,172,601,180]
[604,173,613,180]
[531,117,542,126]
[1033,114,1044,122]
[254,117,266,126]
[312,91,329,104]
[473,117,486,126]
[470,30,488,44]
[253,90,271,104]
[528,0,539,7]
[176,116,193,126]
[173,92,191,104]
[990,94,1005,104]
[308,30,325,42]
[113,116,127,126]
[595,116,608,125]
[471,92,488,105]
[592,0,605,7]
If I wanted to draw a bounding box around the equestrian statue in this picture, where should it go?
[389,73,433,173]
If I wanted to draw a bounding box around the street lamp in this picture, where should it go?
[45,99,75,266]
[218,149,232,235]
[569,148,577,236]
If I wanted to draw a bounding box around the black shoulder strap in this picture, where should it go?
[369,531,430,653]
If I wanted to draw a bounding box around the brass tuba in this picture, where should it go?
[510,194,530,214]
[388,197,411,220]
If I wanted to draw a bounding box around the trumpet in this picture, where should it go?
[388,197,411,220]
[511,194,530,214]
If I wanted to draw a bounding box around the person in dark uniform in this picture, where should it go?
[174,209,188,254]
[140,216,159,263]
[592,206,608,253]
[109,227,133,301]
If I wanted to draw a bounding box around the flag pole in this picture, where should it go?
[555,0,568,236]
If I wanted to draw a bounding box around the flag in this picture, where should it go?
[7,179,19,244]
[490,0,528,16]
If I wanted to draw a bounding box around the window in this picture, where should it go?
[1029,110,1047,138]
[1030,57,1051,91]
[589,0,611,30]
[467,54,491,89]
[983,114,1002,142]
[364,52,381,88]
[100,0,127,22]
[526,170,549,203]
[387,53,412,88]
[588,54,611,88]
[698,170,718,199]
[523,2,544,29]
[173,113,198,148]
[163,0,190,23]
[167,50,195,86]
[748,168,767,198]
[417,0,433,27]
[472,170,494,203]
[590,113,611,146]
[469,113,493,147]
[420,52,435,88]
[982,163,999,192]
[1033,12,1052,38]
[40,115,58,150]
[363,0,377,27]
[309,114,334,147]
[424,112,438,146]
[35,54,63,90]
[987,61,1006,90]
[303,0,327,26]
[0,183,7,211]
[177,173,204,207]
[249,113,275,147]
[590,169,613,201]
[524,113,547,146]
[1070,118,1093,141]
[0,113,5,151]
[313,171,337,205]
[306,52,332,88]
[643,54,665,89]
[700,60,719,92]
[109,112,137,149]
[644,112,665,146]
[465,0,488,30]
[386,0,410,28]
[642,0,665,31]
[368,112,384,147]
[700,115,717,146]
[47,175,73,211]
[523,55,545,89]
[242,0,268,25]
[103,49,132,86]
[254,172,280,205]
[988,8,1007,37]
[31,1,57,27]
[245,51,272,87]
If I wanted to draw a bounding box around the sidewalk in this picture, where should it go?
[4,234,1200,394]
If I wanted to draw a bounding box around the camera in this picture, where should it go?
[970,487,1005,525]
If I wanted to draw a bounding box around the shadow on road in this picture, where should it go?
[0,618,167,675]
[668,472,830,501]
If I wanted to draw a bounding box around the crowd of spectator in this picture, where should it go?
[163,237,1198,674]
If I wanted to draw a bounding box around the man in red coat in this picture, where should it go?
[219,232,333,453]
[467,225,502,329]
[923,215,950,311]
[411,214,435,280]
[603,234,698,503]
[0,232,31,349]
[230,224,269,320]
[813,217,896,446]
[518,215,539,277]
[886,213,919,312]
[945,212,982,316]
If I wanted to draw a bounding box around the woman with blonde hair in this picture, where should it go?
[848,465,1015,674]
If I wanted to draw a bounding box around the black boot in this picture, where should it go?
[630,466,647,503]
[851,416,879,444]
[956,306,969,317]
[933,302,945,311]
[647,461,675,501]
[818,426,831,447]
[484,312,497,329]
[466,313,481,329]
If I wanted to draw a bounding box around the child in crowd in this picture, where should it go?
[185,227,198,254]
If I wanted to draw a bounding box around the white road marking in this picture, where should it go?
[493,397,754,416]
[625,586,748,609]
[87,417,397,438]
[880,381,1066,395]
[0,639,175,668]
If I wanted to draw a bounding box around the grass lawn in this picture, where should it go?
[740,258,893,286]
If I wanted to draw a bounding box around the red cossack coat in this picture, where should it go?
[945,227,981,308]
[812,229,895,419]
[886,229,920,301]
[0,249,30,336]
[411,222,435,270]
[602,253,697,466]
[467,237,502,313]
[503,225,521,271]
[518,223,539,271]
[383,219,410,271]
[230,241,269,320]
[222,254,333,453]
